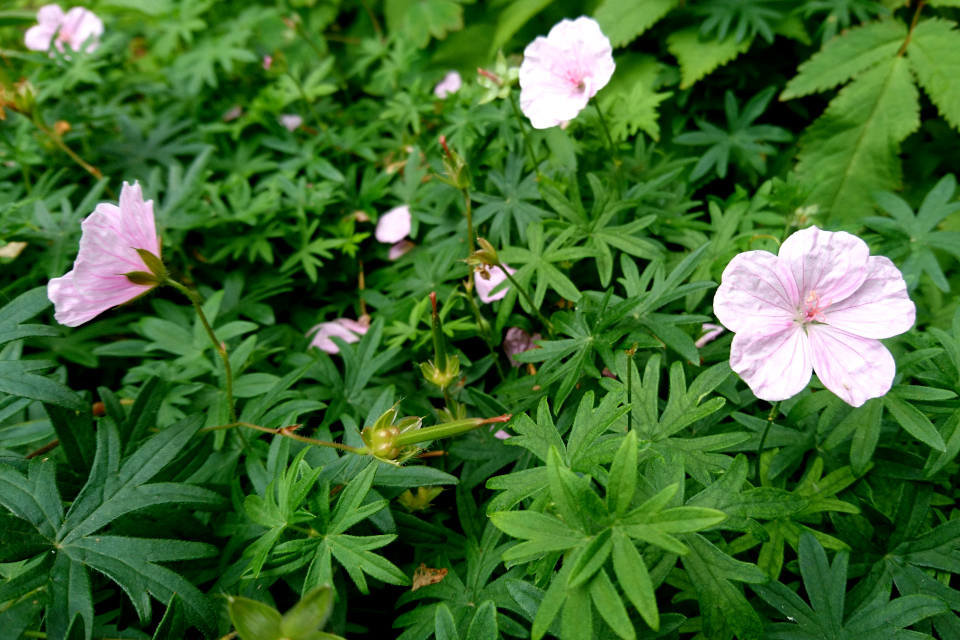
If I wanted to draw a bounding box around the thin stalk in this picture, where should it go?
[626,345,636,433]
[897,1,926,57]
[462,186,476,255]
[500,267,555,337]
[33,118,105,182]
[591,97,623,192]
[509,92,540,173]
[167,280,237,423]
[463,287,506,379]
[199,421,365,454]
[396,414,511,446]
[756,401,782,470]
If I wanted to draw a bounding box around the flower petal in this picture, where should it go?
[807,325,895,407]
[822,255,915,339]
[62,7,103,52]
[376,205,412,244]
[504,326,539,367]
[475,265,515,303]
[308,321,364,354]
[434,71,462,98]
[714,250,798,333]
[37,4,65,27]
[730,322,812,402]
[778,226,869,305]
[24,25,55,51]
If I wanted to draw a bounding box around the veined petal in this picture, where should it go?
[823,256,915,339]
[807,325,895,407]
[62,6,103,53]
[117,182,161,257]
[730,322,812,402]
[778,226,869,304]
[376,205,412,244]
[308,320,364,354]
[475,264,515,303]
[714,250,798,333]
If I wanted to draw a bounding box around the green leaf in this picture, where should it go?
[0,361,86,411]
[884,394,947,451]
[667,28,753,89]
[907,18,960,131]
[45,403,96,474]
[589,569,635,640]
[567,529,613,588]
[435,603,460,640]
[466,600,498,640]
[0,287,59,347]
[0,513,52,561]
[612,529,659,631]
[280,587,335,639]
[593,0,679,48]
[153,595,187,640]
[608,431,638,518]
[228,596,283,640]
[781,20,907,100]
[490,0,555,54]
[384,0,463,48]
[795,56,920,224]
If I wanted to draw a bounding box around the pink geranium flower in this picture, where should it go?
[714,226,915,407]
[48,182,162,327]
[376,205,412,244]
[388,239,415,260]
[308,317,370,354]
[475,264,516,304]
[695,323,726,349]
[519,16,615,129]
[504,327,540,367]
[25,5,103,54]
[279,114,303,131]
[434,71,462,98]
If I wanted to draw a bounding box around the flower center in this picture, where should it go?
[800,290,831,324]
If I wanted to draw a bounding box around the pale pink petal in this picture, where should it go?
[714,250,798,333]
[24,25,56,51]
[778,226,869,306]
[493,429,511,440]
[222,105,243,121]
[807,325,895,407]
[37,5,65,27]
[263,55,273,70]
[434,71,462,98]
[730,322,812,402]
[695,323,726,349]
[47,270,132,327]
[279,114,303,131]
[504,327,539,367]
[48,182,160,327]
[519,17,615,129]
[388,240,415,260]
[335,318,369,335]
[308,320,365,354]
[475,264,516,304]
[822,256,915,339]
[61,7,103,53]
[376,205,412,244]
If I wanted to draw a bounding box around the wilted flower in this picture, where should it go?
[504,327,540,367]
[434,71,462,98]
[714,226,915,407]
[48,182,162,327]
[307,317,369,354]
[389,239,416,261]
[695,323,726,349]
[279,114,303,131]
[376,205,412,244]
[519,16,615,129]
[474,264,516,304]
[25,4,103,54]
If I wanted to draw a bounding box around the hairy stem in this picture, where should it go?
[167,280,237,423]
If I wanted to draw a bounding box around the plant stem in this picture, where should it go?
[756,400,782,472]
[33,117,105,183]
[898,0,926,56]
[591,97,623,192]
[626,345,637,433]
[167,279,237,423]
[462,186,476,255]
[199,421,365,454]
[509,92,540,174]
[500,267,555,337]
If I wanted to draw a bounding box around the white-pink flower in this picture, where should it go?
[714,226,915,407]
[308,318,369,354]
[388,239,416,260]
[376,205,411,244]
[519,17,615,129]
[475,264,516,304]
[504,327,540,367]
[25,5,103,54]
[695,323,726,349]
[47,182,161,327]
[279,114,303,131]
[434,71,462,99]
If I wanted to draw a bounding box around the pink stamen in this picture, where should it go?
[802,291,832,323]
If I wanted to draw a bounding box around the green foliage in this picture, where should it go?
[1,0,960,638]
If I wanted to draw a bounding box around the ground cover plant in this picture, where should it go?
[1,0,960,638]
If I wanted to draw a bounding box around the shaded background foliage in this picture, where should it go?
[1,0,960,639]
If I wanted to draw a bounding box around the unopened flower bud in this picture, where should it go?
[465,237,500,269]
[437,136,469,190]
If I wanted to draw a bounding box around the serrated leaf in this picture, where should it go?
[594,0,679,48]
[796,55,920,224]
[907,18,960,131]
[667,28,753,89]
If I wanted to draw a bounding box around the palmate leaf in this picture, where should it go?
[840,483,960,638]
[908,18,960,131]
[0,415,221,640]
[666,28,753,89]
[753,532,948,639]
